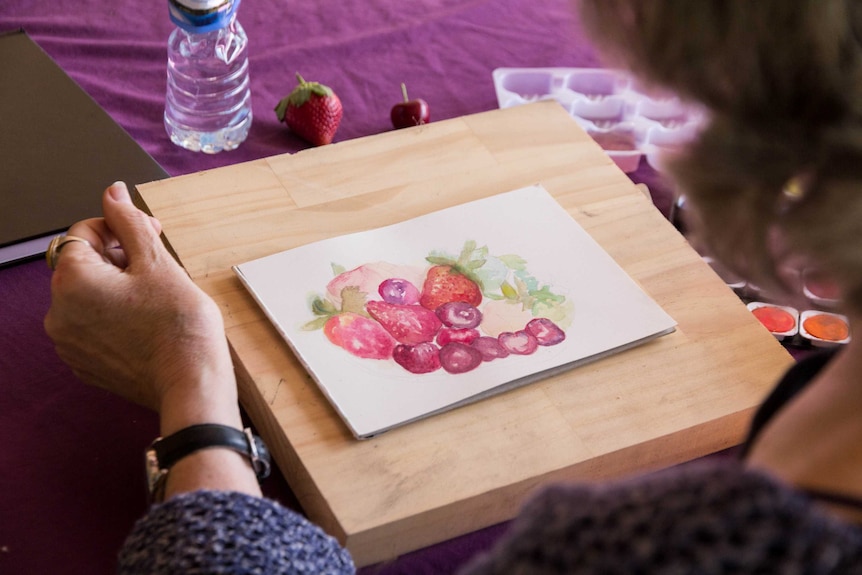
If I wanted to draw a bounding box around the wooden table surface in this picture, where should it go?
[137,101,793,566]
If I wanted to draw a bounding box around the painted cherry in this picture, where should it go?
[391,83,430,129]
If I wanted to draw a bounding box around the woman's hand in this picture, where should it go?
[43,182,239,431]
[45,182,261,499]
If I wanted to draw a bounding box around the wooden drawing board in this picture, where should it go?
[136,101,793,567]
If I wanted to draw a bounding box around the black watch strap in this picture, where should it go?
[146,424,272,502]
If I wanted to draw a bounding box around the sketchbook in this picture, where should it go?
[0,29,168,267]
[234,185,676,438]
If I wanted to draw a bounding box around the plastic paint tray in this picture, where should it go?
[802,269,842,308]
[492,67,705,173]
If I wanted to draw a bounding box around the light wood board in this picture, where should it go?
[137,101,793,566]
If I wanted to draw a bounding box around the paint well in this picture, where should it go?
[751,306,796,333]
[802,312,849,342]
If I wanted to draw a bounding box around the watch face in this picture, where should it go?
[251,437,271,479]
[145,448,168,499]
[244,428,272,479]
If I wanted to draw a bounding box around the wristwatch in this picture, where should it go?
[145,423,272,502]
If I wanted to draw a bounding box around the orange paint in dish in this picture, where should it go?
[803,313,849,342]
[752,306,796,333]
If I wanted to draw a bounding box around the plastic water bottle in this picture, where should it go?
[164,0,252,153]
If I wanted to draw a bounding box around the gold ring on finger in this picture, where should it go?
[46,234,93,270]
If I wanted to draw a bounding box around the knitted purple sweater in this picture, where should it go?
[459,460,862,574]
[118,461,862,574]
[119,490,354,574]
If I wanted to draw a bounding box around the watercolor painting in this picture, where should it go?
[301,240,573,376]
[233,185,677,438]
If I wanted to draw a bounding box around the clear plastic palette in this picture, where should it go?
[492,67,706,173]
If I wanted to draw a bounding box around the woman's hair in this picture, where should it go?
[578,0,862,313]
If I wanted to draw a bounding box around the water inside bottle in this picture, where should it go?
[164,19,252,153]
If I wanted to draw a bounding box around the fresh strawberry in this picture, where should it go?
[393,342,441,374]
[419,265,482,311]
[323,312,395,359]
[366,300,442,345]
[274,72,343,146]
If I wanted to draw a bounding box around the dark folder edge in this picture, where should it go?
[0,28,170,268]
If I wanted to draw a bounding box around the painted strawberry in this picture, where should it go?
[323,312,395,359]
[303,286,395,359]
[419,265,482,311]
[366,300,442,345]
[393,342,441,374]
[421,241,487,310]
[274,73,343,146]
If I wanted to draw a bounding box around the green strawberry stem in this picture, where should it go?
[274,72,334,121]
[274,98,288,121]
[301,286,369,331]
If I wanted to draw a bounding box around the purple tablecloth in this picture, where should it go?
[0,2,674,573]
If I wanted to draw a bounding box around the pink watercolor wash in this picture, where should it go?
[302,240,573,375]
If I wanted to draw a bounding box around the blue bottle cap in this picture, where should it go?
[168,0,242,33]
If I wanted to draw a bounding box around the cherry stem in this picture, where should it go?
[401,82,409,102]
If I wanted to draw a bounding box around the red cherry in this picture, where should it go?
[391,83,430,129]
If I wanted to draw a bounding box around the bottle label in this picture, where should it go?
[168,0,241,33]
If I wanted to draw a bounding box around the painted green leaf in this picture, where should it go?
[426,255,454,266]
[301,316,330,331]
[498,254,527,271]
[340,286,368,315]
[311,297,338,316]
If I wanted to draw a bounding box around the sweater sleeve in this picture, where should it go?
[458,460,862,574]
[118,490,354,575]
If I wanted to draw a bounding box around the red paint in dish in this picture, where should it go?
[752,306,796,333]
